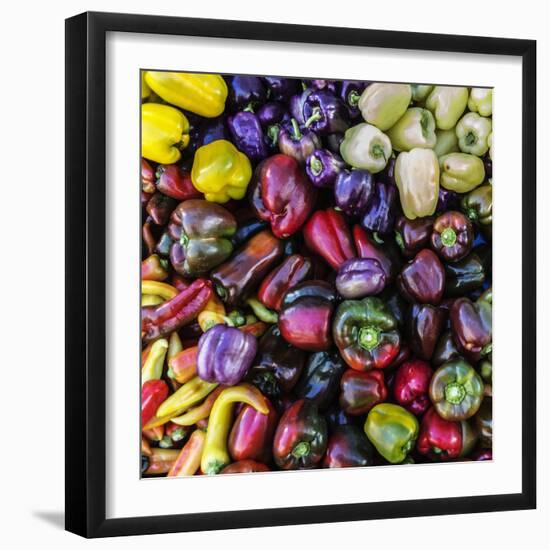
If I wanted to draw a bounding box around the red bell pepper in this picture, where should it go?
[303,208,356,270]
[141,158,155,193]
[221,460,270,474]
[339,369,388,416]
[249,154,317,238]
[352,225,395,280]
[393,359,433,415]
[141,379,169,426]
[257,254,312,311]
[155,164,203,200]
[141,278,212,342]
[416,407,478,461]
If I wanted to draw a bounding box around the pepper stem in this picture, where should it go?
[371,144,386,161]
[358,326,381,351]
[481,343,493,357]
[291,441,311,459]
[215,284,227,301]
[243,102,255,113]
[266,124,280,147]
[179,231,189,248]
[440,227,457,248]
[304,107,322,128]
[465,208,478,222]
[290,118,302,140]
[444,382,466,405]
[395,231,405,251]
[465,131,477,146]
[309,155,323,176]
[348,89,361,108]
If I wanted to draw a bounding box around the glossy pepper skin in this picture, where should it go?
[191,140,252,203]
[141,103,190,164]
[246,325,307,398]
[425,86,468,130]
[339,80,369,119]
[364,403,419,464]
[456,113,492,156]
[417,407,478,461]
[141,158,156,193]
[277,119,321,165]
[211,230,284,307]
[305,149,345,188]
[450,296,492,362]
[397,249,445,305]
[340,123,392,174]
[395,148,440,220]
[258,254,313,311]
[361,181,399,236]
[144,72,227,118]
[141,380,169,426]
[408,303,446,360]
[279,280,337,351]
[273,399,328,469]
[353,225,399,282]
[394,215,434,258]
[335,258,386,299]
[431,210,474,263]
[333,297,401,371]
[155,164,203,201]
[141,278,212,342]
[294,351,346,410]
[196,324,257,386]
[201,384,269,475]
[146,193,177,226]
[358,83,412,131]
[334,169,374,218]
[444,246,490,297]
[461,184,492,240]
[228,398,279,464]
[249,154,317,238]
[221,460,270,474]
[302,90,350,135]
[323,425,375,468]
[263,76,301,102]
[226,75,267,111]
[386,108,437,152]
[167,199,237,276]
[393,360,433,415]
[339,369,388,415]
[227,111,270,163]
[439,153,485,193]
[303,209,356,270]
[433,330,462,367]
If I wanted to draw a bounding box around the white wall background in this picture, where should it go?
[0,0,547,546]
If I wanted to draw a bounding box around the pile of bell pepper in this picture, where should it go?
[140,72,493,476]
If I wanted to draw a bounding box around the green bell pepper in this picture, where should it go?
[364,403,419,464]
[332,297,401,371]
[468,88,493,117]
[339,123,392,174]
[433,128,459,157]
[358,83,412,131]
[429,359,484,421]
[460,184,492,238]
[386,108,436,152]
[395,148,440,219]
[456,113,492,156]
[439,153,485,193]
[425,86,469,130]
[411,84,434,102]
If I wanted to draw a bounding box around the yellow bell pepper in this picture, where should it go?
[191,140,252,203]
[141,103,190,164]
[144,72,228,118]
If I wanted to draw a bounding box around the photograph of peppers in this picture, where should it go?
[140,71,493,477]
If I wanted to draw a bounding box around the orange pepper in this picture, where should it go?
[167,430,206,477]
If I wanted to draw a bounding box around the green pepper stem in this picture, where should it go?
[304,107,322,129]
[290,118,302,141]
[309,155,323,176]
[395,231,405,251]
[440,227,457,248]
[204,460,225,476]
[358,326,381,351]
[348,89,361,107]
[246,297,278,324]
[291,441,311,459]
[373,232,384,244]
[179,231,189,248]
[215,284,227,301]
[481,343,493,356]
[371,144,386,161]
[266,124,280,147]
[243,102,255,113]
[444,382,466,405]
[465,131,477,146]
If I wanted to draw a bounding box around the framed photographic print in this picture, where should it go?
[65,11,536,538]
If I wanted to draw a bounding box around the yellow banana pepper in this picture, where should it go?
[141,281,178,300]
[141,338,169,384]
[144,72,228,118]
[141,103,190,164]
[141,294,164,306]
[156,376,218,420]
[191,140,252,203]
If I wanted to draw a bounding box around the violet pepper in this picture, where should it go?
[228,110,270,163]
[339,80,369,119]
[278,118,321,165]
[334,169,374,217]
[263,76,301,102]
[226,75,267,111]
[196,324,258,385]
[305,149,345,188]
[303,90,350,135]
[361,181,399,235]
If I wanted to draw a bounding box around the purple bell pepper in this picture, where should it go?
[278,118,321,165]
[226,75,267,111]
[197,324,258,386]
[339,80,369,118]
[256,102,289,129]
[361,181,399,235]
[305,149,345,188]
[289,89,311,124]
[377,157,396,187]
[198,116,230,147]
[334,169,374,217]
[303,90,350,135]
[303,79,338,93]
[228,111,270,163]
[263,76,301,102]
[335,258,387,299]
[436,187,460,212]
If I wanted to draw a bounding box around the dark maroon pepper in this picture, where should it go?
[407,303,447,360]
[323,425,375,468]
[397,249,445,305]
[450,296,492,362]
[431,211,474,263]
[339,369,388,416]
[394,215,434,258]
[393,359,433,415]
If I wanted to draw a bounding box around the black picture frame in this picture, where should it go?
[65,11,537,538]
